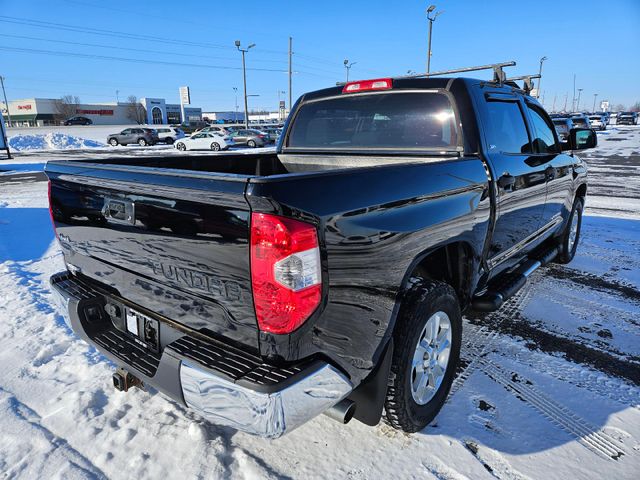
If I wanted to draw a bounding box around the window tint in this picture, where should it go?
[484,100,531,154]
[526,104,558,154]
[121,129,131,134]
[287,92,459,151]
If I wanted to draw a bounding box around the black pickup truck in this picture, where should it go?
[46,73,595,438]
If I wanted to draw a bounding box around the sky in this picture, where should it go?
[0,0,638,112]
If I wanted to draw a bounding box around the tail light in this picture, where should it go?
[342,78,392,94]
[250,213,322,334]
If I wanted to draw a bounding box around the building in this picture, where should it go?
[202,111,245,123]
[1,97,203,127]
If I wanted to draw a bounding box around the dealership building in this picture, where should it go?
[1,97,202,127]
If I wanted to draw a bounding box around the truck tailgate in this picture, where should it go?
[46,163,259,351]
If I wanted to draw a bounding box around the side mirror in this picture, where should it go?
[562,127,597,151]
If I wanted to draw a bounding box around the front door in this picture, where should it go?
[481,93,548,269]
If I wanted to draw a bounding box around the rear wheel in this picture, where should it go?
[210,142,221,151]
[138,138,148,146]
[176,142,186,151]
[247,140,256,148]
[165,137,175,144]
[384,279,462,433]
[108,138,118,146]
[556,196,584,264]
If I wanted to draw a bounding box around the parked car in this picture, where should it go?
[46,73,595,439]
[263,127,282,143]
[180,121,209,134]
[64,116,92,126]
[107,128,159,146]
[570,114,592,129]
[229,129,269,147]
[174,132,233,151]
[617,112,639,125]
[155,127,185,144]
[552,117,576,141]
[588,113,607,131]
[194,125,231,136]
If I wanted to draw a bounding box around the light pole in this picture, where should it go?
[537,56,547,99]
[426,5,443,75]
[576,88,583,111]
[344,59,356,82]
[233,87,238,123]
[0,76,12,127]
[592,93,598,113]
[116,89,119,103]
[235,40,255,128]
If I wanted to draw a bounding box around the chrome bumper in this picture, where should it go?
[180,361,353,438]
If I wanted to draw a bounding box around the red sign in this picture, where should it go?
[76,109,114,116]
[17,104,32,110]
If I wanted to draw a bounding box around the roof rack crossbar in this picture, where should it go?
[504,74,541,94]
[336,61,516,86]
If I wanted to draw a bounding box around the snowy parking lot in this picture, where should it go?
[0,127,639,479]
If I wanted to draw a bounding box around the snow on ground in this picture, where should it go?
[0,128,639,479]
[8,132,104,152]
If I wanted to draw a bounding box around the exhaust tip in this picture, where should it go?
[324,399,356,424]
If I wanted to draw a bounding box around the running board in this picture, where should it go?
[472,246,559,312]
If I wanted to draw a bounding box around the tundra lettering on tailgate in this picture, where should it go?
[152,262,242,301]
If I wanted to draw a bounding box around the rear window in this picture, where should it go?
[286,91,459,151]
[572,118,588,126]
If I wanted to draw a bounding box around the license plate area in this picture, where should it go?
[125,308,160,353]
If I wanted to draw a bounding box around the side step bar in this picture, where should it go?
[472,246,559,312]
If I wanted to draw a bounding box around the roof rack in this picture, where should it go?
[336,61,516,86]
[504,74,541,95]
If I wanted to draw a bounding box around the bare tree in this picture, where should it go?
[126,95,146,124]
[614,103,626,112]
[54,95,81,123]
[630,101,640,113]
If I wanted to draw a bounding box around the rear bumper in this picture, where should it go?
[50,271,352,438]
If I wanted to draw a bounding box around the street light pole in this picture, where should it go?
[235,40,255,129]
[233,87,238,123]
[426,5,443,75]
[0,76,12,127]
[576,88,583,111]
[343,59,356,82]
[592,93,598,113]
[537,56,547,99]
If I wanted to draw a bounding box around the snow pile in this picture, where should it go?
[8,132,105,151]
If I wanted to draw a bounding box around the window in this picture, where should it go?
[121,129,131,134]
[526,104,558,154]
[151,106,163,124]
[484,100,531,154]
[287,92,459,151]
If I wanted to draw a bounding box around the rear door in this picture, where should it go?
[48,167,259,350]
[523,101,574,230]
[480,92,548,269]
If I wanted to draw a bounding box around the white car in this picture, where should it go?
[588,114,607,131]
[174,132,233,151]
[155,126,185,144]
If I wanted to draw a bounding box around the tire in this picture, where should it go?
[138,138,148,146]
[555,197,584,264]
[384,279,462,433]
[210,142,221,151]
[176,142,186,151]
[247,140,256,148]
[108,138,118,146]
[165,137,174,144]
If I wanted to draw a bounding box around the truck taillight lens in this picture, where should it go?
[250,213,321,334]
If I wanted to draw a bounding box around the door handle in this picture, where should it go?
[545,166,557,180]
[497,174,516,189]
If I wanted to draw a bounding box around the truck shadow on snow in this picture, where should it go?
[0,207,55,262]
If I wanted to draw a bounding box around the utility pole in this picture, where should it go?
[344,59,356,82]
[552,93,557,112]
[233,87,238,123]
[537,56,547,99]
[116,90,119,103]
[576,88,583,111]
[592,93,598,113]
[288,37,293,114]
[426,5,443,75]
[572,74,576,111]
[0,76,12,127]
[235,40,255,129]
[563,92,568,112]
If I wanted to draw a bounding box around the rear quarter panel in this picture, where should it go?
[247,158,491,383]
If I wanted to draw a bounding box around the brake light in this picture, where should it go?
[342,78,393,94]
[250,213,321,334]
